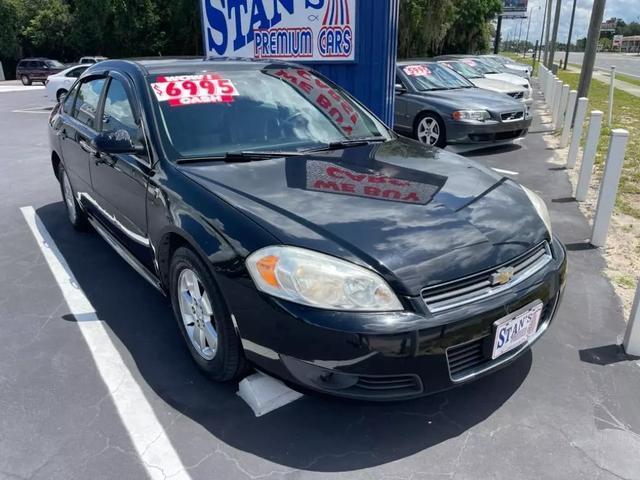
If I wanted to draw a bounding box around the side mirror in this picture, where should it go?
[395,83,406,94]
[93,129,144,155]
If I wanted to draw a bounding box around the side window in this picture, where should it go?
[66,67,87,78]
[73,78,106,129]
[63,83,79,113]
[102,78,138,135]
[395,75,407,88]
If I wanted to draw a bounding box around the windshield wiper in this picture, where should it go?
[176,150,303,164]
[424,87,451,91]
[303,136,388,152]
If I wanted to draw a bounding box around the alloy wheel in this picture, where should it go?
[417,117,440,146]
[177,268,218,360]
[62,172,77,224]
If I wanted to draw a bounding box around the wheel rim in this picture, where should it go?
[62,172,77,223]
[177,268,218,361]
[417,117,440,145]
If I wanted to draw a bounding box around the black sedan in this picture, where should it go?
[48,58,566,400]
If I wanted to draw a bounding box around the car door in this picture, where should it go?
[394,74,410,133]
[58,76,107,209]
[89,72,155,270]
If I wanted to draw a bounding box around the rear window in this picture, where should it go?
[149,68,391,158]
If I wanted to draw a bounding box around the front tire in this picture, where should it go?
[415,112,446,148]
[20,74,31,86]
[169,247,246,381]
[58,164,88,230]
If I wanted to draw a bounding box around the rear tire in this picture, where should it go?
[169,247,247,382]
[20,75,31,86]
[58,164,88,231]
[414,112,446,148]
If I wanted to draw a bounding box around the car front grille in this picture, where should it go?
[421,242,552,313]
[501,111,524,121]
[507,91,524,99]
[446,293,559,381]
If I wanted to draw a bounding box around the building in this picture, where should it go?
[621,35,640,53]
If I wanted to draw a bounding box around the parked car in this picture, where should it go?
[45,64,90,102]
[394,61,531,148]
[438,59,532,105]
[79,56,108,64]
[437,56,533,97]
[48,58,566,401]
[484,55,533,78]
[16,58,65,85]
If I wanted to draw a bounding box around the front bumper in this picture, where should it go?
[228,237,567,401]
[446,116,532,144]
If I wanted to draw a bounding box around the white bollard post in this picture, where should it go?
[555,84,570,131]
[575,110,603,197]
[560,90,578,147]
[553,82,567,126]
[608,66,616,126]
[623,280,640,356]
[591,129,629,247]
[567,97,589,168]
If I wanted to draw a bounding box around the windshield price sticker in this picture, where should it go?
[151,74,238,107]
[403,65,431,77]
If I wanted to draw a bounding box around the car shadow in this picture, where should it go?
[457,142,522,157]
[36,201,532,472]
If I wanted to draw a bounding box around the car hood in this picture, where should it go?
[485,73,530,88]
[413,87,524,112]
[470,77,526,94]
[179,138,548,295]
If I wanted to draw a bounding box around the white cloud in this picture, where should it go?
[499,0,638,46]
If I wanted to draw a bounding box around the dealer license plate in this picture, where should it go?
[492,301,543,360]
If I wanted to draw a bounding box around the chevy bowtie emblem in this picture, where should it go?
[491,267,515,286]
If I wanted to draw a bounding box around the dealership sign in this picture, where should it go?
[201,0,356,62]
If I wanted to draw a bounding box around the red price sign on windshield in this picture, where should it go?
[403,65,431,77]
[151,74,238,107]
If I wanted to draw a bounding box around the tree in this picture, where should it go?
[440,0,502,54]
[623,22,640,36]
[21,0,72,58]
[0,0,22,60]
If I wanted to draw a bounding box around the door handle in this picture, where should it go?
[79,138,99,157]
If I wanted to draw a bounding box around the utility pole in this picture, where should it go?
[538,0,549,63]
[564,0,578,69]
[525,6,540,58]
[494,15,503,54]
[547,0,563,69]
[577,0,607,99]
[543,0,554,66]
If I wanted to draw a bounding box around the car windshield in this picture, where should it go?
[46,60,65,68]
[149,67,392,158]
[439,60,483,79]
[473,57,503,74]
[400,63,474,91]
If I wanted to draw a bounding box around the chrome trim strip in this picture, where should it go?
[88,217,164,294]
[423,243,552,313]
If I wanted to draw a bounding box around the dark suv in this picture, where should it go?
[16,58,65,85]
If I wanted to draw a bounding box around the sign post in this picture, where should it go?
[200,0,399,125]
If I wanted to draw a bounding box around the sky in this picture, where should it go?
[499,0,640,45]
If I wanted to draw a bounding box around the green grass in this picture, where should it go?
[615,73,640,88]
[556,70,640,220]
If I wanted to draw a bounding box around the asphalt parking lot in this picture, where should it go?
[1,85,640,480]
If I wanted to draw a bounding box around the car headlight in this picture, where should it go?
[452,110,491,122]
[522,186,552,237]
[246,246,403,311]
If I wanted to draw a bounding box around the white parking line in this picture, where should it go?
[20,206,193,480]
[12,106,52,114]
[492,168,519,176]
[0,85,45,93]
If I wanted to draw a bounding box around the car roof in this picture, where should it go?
[397,59,435,66]
[93,57,305,77]
[20,57,53,61]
